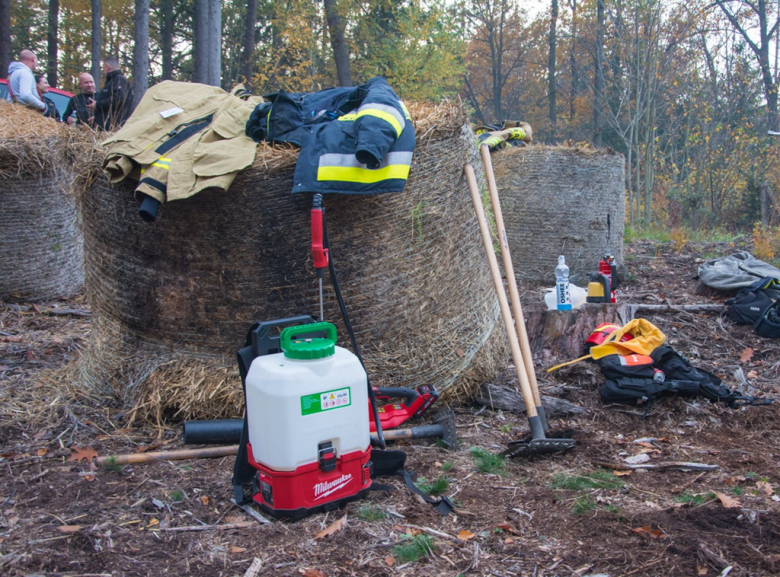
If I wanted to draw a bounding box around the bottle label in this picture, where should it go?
[556,281,572,310]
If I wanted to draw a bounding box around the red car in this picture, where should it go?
[0,78,74,119]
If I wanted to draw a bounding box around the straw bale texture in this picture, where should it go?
[492,146,626,287]
[0,101,89,302]
[74,102,508,424]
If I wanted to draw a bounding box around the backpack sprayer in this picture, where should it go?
[191,194,451,521]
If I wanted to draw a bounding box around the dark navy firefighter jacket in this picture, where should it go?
[245,77,414,195]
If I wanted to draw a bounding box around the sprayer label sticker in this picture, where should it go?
[301,388,351,416]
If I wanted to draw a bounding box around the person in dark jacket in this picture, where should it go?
[87,56,134,130]
[63,72,96,126]
[33,74,61,122]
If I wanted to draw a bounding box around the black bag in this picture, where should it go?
[725,277,780,325]
[754,299,780,339]
[597,353,655,380]
[600,376,699,405]
[651,346,756,405]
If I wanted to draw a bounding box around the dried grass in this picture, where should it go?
[0,103,104,301]
[69,102,506,424]
[491,144,626,286]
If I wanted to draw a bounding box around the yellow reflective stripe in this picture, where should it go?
[508,127,526,140]
[482,136,503,148]
[151,156,171,170]
[356,108,402,137]
[317,164,410,183]
[338,113,357,121]
[399,100,412,121]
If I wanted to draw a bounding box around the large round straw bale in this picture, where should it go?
[492,146,625,287]
[0,101,86,302]
[75,102,507,423]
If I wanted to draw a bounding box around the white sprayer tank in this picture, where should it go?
[245,322,370,471]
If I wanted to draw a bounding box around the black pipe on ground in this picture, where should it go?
[183,419,243,445]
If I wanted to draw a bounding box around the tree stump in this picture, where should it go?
[524,303,627,361]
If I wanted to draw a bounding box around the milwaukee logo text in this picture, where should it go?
[314,474,352,500]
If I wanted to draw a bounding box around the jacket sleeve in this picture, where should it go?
[13,71,46,111]
[352,80,409,168]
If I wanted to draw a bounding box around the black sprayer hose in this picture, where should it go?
[320,197,386,450]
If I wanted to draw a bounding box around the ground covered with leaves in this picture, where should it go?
[1,238,780,577]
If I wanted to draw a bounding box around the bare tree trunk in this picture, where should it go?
[207,0,221,87]
[47,0,59,87]
[193,0,209,83]
[91,0,102,84]
[568,0,578,125]
[0,0,12,79]
[593,0,605,147]
[161,0,173,80]
[133,0,149,106]
[242,0,257,88]
[323,0,352,87]
[548,0,558,140]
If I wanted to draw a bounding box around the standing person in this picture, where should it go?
[34,75,61,121]
[63,72,97,126]
[87,56,134,130]
[5,50,49,115]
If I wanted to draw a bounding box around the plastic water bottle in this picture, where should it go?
[555,255,572,311]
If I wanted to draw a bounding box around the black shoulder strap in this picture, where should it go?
[369,449,454,516]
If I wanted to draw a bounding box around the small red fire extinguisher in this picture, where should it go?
[599,251,618,303]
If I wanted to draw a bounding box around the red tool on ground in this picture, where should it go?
[371,385,439,432]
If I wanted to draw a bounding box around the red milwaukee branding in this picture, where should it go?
[314,473,352,500]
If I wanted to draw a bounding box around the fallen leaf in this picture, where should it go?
[631,526,667,539]
[230,546,247,553]
[200,495,210,505]
[496,522,518,535]
[747,370,759,379]
[740,348,754,363]
[756,481,775,496]
[614,470,632,477]
[36,448,47,456]
[300,569,326,577]
[457,530,476,541]
[83,474,96,482]
[314,515,346,539]
[636,442,656,449]
[385,556,395,567]
[134,443,162,454]
[713,491,741,508]
[456,348,464,358]
[58,525,82,533]
[697,564,708,575]
[25,350,36,361]
[67,446,98,463]
[151,498,165,509]
[30,304,40,313]
[146,518,160,528]
[724,476,745,487]
[503,537,514,544]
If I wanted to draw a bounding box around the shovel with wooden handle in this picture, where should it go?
[465,164,574,457]
[479,144,548,432]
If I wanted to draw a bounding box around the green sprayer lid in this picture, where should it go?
[280,322,337,360]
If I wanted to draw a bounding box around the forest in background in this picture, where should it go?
[2,0,780,249]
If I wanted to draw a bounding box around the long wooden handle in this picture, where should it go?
[480,145,542,409]
[465,164,537,419]
[94,445,239,466]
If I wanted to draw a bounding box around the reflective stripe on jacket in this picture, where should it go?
[246,77,415,195]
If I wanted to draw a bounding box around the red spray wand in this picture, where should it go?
[311,194,329,320]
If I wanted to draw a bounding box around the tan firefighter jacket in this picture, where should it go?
[102,81,264,204]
